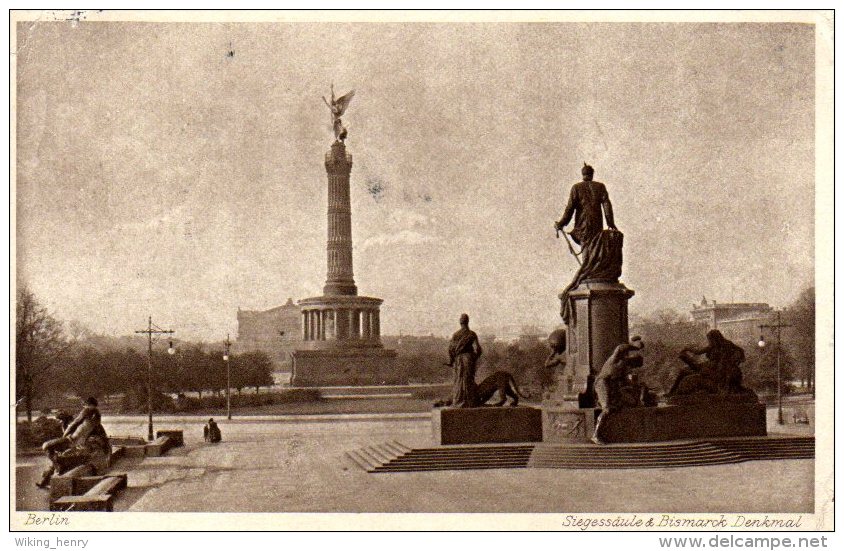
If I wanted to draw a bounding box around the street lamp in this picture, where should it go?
[759,310,791,426]
[135,316,175,441]
[224,334,232,420]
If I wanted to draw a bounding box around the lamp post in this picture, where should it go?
[224,334,232,420]
[135,316,175,441]
[758,310,791,425]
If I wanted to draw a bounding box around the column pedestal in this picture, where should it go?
[555,279,635,407]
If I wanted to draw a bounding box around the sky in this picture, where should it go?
[15,19,816,340]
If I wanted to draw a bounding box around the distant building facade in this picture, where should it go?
[690,297,773,343]
[235,298,302,370]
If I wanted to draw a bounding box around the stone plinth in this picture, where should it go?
[559,280,634,406]
[432,406,543,445]
[291,348,399,387]
[596,402,767,443]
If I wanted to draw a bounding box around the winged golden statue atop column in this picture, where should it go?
[322,84,355,142]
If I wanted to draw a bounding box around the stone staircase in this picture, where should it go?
[530,441,741,469]
[708,436,815,461]
[346,436,813,473]
[345,440,412,472]
[347,442,535,472]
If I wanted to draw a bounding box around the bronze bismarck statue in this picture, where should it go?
[556,163,624,324]
[557,163,617,246]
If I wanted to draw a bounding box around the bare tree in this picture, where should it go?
[786,286,815,394]
[15,286,70,421]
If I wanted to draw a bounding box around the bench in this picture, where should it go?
[110,445,125,463]
[156,430,184,447]
[50,474,127,512]
[144,436,171,457]
[122,444,148,458]
[49,464,94,501]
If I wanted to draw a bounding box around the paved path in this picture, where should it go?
[17,414,814,513]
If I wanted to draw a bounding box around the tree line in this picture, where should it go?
[15,286,274,420]
[632,287,815,397]
[16,284,815,418]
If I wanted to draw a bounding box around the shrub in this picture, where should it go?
[119,390,175,414]
[16,415,64,449]
[171,388,322,411]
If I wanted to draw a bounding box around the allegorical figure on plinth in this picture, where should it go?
[446,313,483,408]
[436,314,530,408]
[322,84,355,142]
[667,329,757,400]
[555,163,624,324]
[592,336,645,444]
[544,328,571,398]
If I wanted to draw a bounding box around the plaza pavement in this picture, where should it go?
[17,411,813,513]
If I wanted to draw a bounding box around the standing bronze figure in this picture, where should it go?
[447,313,483,408]
[556,164,624,324]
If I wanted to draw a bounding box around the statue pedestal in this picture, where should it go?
[556,280,634,406]
[594,402,767,443]
[432,406,543,445]
[291,348,398,386]
[542,405,598,443]
[542,401,767,443]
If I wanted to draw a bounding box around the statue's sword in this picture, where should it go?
[556,228,582,266]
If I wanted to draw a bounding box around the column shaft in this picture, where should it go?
[361,310,371,340]
[372,310,380,339]
[349,308,359,339]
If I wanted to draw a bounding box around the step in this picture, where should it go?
[397,447,534,456]
[387,456,533,466]
[717,444,815,452]
[390,440,413,453]
[353,437,816,474]
[531,446,722,457]
[380,441,409,456]
[361,446,393,464]
[351,446,379,466]
[374,463,531,473]
[344,450,378,472]
[390,452,533,462]
[373,443,404,460]
[354,448,384,469]
[381,458,532,468]
[530,456,742,468]
[528,451,739,463]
